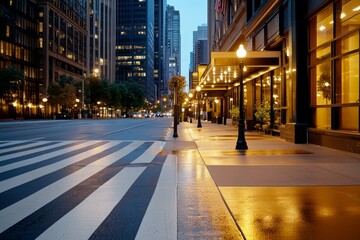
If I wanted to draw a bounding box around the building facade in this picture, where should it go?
[202,0,360,153]
[0,0,117,119]
[0,0,39,119]
[154,0,166,101]
[116,0,155,102]
[164,5,181,94]
[88,0,116,82]
[190,24,208,72]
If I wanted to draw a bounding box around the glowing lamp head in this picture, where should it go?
[236,44,247,58]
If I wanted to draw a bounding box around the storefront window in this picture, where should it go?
[313,107,331,129]
[316,44,331,61]
[337,32,359,55]
[340,106,358,131]
[309,1,359,132]
[316,4,333,46]
[316,62,332,105]
[336,0,360,36]
[340,53,359,104]
[262,74,271,103]
[273,69,281,126]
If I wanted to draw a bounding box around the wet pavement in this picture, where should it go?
[166,121,360,240]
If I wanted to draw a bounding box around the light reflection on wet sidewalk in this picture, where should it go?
[167,121,360,240]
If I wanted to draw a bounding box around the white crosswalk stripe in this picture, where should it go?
[0,141,73,161]
[0,140,177,239]
[37,166,147,240]
[0,141,122,192]
[0,141,97,173]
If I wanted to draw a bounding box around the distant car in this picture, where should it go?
[132,112,143,119]
[55,111,71,119]
[155,112,163,117]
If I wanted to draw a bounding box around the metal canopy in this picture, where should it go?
[198,51,281,91]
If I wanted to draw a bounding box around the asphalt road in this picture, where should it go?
[0,117,177,239]
[0,117,173,141]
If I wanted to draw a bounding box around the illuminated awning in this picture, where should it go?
[198,51,281,91]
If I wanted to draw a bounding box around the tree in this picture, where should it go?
[87,76,110,105]
[47,75,77,112]
[47,82,62,107]
[0,65,24,101]
[168,75,187,104]
[108,83,122,109]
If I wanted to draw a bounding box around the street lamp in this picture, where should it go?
[173,81,178,137]
[42,97,48,119]
[235,44,248,150]
[196,85,202,128]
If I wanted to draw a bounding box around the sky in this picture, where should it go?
[166,0,208,83]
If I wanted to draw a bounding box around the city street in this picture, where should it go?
[0,118,177,239]
[1,118,360,239]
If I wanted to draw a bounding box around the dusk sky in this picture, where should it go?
[166,0,208,87]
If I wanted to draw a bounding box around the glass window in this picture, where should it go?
[316,62,332,105]
[313,107,331,129]
[339,106,358,131]
[336,0,360,36]
[273,69,281,125]
[341,53,359,103]
[316,44,331,61]
[316,4,333,46]
[337,32,359,55]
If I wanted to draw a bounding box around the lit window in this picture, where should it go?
[6,25,10,37]
[39,22,43,33]
[134,55,146,60]
[39,38,43,48]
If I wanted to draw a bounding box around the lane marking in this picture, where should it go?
[37,167,146,240]
[135,154,177,240]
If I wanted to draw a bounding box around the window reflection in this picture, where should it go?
[337,0,360,35]
[340,54,359,104]
[316,62,331,105]
[316,4,333,46]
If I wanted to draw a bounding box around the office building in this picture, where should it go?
[164,5,181,94]
[116,0,155,102]
[154,0,167,100]
[190,24,208,72]
[88,0,116,82]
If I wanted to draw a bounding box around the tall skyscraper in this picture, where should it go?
[164,5,181,93]
[190,24,208,72]
[88,0,116,82]
[116,0,155,102]
[154,0,166,100]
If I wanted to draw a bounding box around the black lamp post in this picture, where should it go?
[196,85,202,128]
[173,82,178,137]
[235,44,248,150]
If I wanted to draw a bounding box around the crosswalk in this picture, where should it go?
[0,140,177,240]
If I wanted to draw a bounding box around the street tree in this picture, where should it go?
[168,75,187,104]
[0,65,24,103]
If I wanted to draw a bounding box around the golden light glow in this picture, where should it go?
[236,44,247,58]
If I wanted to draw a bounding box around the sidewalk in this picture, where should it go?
[167,120,360,240]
